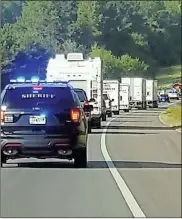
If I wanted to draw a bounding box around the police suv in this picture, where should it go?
[1,77,88,168]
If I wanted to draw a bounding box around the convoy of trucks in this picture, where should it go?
[46,53,160,129]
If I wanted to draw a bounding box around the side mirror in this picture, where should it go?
[83,104,93,112]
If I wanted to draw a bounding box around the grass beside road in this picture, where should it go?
[160,103,181,129]
[156,65,181,90]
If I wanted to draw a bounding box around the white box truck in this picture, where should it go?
[146,79,158,108]
[103,80,120,115]
[121,77,147,109]
[119,83,131,112]
[103,93,112,117]
[46,53,106,128]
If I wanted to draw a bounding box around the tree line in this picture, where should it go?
[1,1,181,85]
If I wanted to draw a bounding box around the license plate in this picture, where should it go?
[29,116,46,125]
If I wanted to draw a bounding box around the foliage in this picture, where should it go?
[1,0,181,84]
[156,65,181,89]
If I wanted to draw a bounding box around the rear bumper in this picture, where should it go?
[1,133,86,159]
[120,105,130,109]
[111,106,119,111]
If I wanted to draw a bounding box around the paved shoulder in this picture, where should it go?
[104,109,181,217]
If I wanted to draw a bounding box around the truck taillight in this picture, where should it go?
[70,108,81,123]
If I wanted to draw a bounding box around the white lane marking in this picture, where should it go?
[101,118,146,218]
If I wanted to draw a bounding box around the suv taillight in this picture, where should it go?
[1,111,5,123]
[84,101,89,106]
[70,108,81,123]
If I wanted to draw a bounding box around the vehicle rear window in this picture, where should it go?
[73,89,87,102]
[2,86,74,109]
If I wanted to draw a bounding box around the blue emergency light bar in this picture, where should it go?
[10,76,71,85]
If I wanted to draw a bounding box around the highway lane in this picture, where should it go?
[1,123,133,217]
[1,102,181,217]
[106,107,181,217]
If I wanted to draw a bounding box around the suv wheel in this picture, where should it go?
[102,113,107,121]
[74,149,87,168]
[115,111,119,115]
[1,154,6,167]
[88,122,92,133]
[96,118,101,129]
[108,111,112,117]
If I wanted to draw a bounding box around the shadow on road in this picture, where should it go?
[114,116,158,120]
[110,120,153,123]
[88,160,182,169]
[102,125,179,130]
[91,131,158,135]
[4,161,74,169]
[4,160,181,169]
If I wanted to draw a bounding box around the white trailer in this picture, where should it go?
[121,77,147,109]
[146,79,158,108]
[103,80,120,115]
[46,53,106,128]
[119,83,131,112]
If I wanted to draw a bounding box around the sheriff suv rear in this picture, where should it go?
[1,78,88,168]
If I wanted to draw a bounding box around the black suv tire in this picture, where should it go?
[88,122,92,133]
[108,112,112,117]
[74,149,87,168]
[1,154,6,167]
[96,118,101,129]
[102,113,107,121]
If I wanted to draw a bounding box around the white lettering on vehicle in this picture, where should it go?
[21,94,55,99]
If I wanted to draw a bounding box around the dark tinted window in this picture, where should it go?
[73,89,87,102]
[2,86,74,109]
[72,91,81,107]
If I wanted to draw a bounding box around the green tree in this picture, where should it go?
[1,1,23,26]
[119,54,149,77]
[90,44,123,79]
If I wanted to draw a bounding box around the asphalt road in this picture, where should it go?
[1,101,181,217]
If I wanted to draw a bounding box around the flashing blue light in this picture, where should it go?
[17,76,25,82]
[31,76,40,83]
[40,114,46,117]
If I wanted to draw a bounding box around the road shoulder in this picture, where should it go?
[159,103,181,133]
